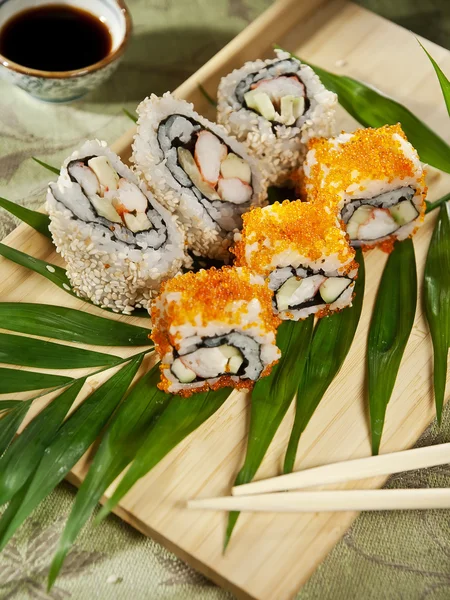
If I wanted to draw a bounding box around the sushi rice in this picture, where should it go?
[46,140,186,314]
[132,93,266,261]
[233,200,358,320]
[151,266,281,396]
[217,50,337,186]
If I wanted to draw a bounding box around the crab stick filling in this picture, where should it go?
[342,187,419,245]
[157,115,253,206]
[268,267,353,312]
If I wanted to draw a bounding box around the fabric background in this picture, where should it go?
[0,0,449,598]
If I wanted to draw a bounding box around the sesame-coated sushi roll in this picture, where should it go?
[217,50,337,186]
[233,200,358,320]
[132,93,265,262]
[303,125,427,249]
[46,140,186,314]
[151,267,281,396]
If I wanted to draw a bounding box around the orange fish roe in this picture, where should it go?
[304,124,427,213]
[152,266,279,332]
[150,266,281,396]
[233,199,355,275]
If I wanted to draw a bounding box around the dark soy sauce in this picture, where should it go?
[0,4,112,71]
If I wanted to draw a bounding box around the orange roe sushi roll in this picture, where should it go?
[150,266,281,396]
[233,200,358,320]
[303,124,427,249]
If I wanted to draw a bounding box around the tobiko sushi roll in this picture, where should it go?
[132,93,265,261]
[151,267,281,396]
[233,200,358,320]
[46,140,186,314]
[303,124,427,249]
[217,50,337,186]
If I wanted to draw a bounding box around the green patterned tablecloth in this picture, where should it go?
[1,1,450,598]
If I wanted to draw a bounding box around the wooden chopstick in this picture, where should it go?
[231,443,450,496]
[187,488,450,513]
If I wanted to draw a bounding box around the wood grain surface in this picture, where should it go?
[1,0,450,598]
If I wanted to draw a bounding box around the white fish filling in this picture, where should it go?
[342,186,419,244]
[53,155,171,250]
[157,115,254,231]
[170,332,262,384]
[268,267,353,312]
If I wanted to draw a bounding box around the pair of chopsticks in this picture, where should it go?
[187,443,450,512]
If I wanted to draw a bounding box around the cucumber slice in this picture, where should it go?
[228,355,244,374]
[218,344,242,359]
[346,220,359,239]
[171,358,196,383]
[389,200,418,225]
[88,156,119,193]
[220,153,251,183]
[319,277,352,303]
[244,91,276,120]
[218,345,244,373]
[280,96,295,126]
[292,96,305,119]
[348,205,373,226]
[280,95,305,125]
[276,276,302,312]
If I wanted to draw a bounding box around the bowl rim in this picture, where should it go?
[0,0,132,79]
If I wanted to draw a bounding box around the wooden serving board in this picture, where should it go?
[2,0,450,598]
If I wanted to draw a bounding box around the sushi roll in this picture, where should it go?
[151,267,281,396]
[132,93,265,261]
[46,140,186,314]
[303,124,427,249]
[217,50,337,186]
[233,200,358,320]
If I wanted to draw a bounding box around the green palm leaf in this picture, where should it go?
[0,197,51,238]
[419,41,450,118]
[0,379,85,505]
[284,250,365,473]
[0,242,75,294]
[0,303,152,346]
[224,317,314,549]
[424,202,450,423]
[198,85,217,108]
[96,387,232,523]
[368,240,417,455]
[0,401,22,414]
[0,333,121,369]
[0,354,143,550]
[426,193,450,214]
[123,108,138,123]
[48,364,172,586]
[32,157,60,175]
[0,400,33,455]
[0,368,73,394]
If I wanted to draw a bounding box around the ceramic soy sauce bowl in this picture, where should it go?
[0,0,132,102]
